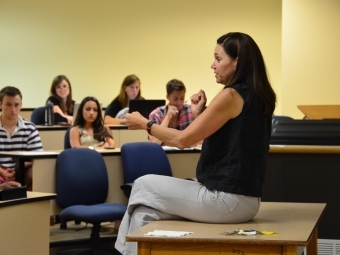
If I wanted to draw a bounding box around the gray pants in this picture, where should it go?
[115,174,260,255]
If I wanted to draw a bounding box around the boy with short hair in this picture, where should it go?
[0,86,43,188]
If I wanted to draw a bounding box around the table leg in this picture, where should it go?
[283,246,298,255]
[306,227,318,255]
[138,242,151,255]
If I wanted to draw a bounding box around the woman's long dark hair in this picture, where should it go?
[217,32,276,116]
[50,75,74,114]
[73,96,113,142]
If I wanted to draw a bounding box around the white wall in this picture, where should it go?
[0,0,282,110]
[282,0,340,118]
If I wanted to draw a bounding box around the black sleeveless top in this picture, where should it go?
[196,83,271,197]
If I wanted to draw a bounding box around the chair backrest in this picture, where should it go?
[64,127,72,149]
[270,118,340,145]
[104,105,110,115]
[271,115,294,126]
[55,148,108,209]
[31,107,45,125]
[121,142,172,184]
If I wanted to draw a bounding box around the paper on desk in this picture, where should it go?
[162,146,194,151]
[144,230,193,237]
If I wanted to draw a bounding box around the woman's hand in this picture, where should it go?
[126,112,148,130]
[190,89,207,118]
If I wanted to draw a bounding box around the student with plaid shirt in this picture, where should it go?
[148,79,196,145]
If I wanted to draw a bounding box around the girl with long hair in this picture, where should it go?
[70,96,114,149]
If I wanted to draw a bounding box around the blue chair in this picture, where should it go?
[55,148,127,254]
[31,106,45,125]
[64,128,72,149]
[120,142,173,198]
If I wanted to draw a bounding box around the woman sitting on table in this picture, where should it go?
[70,96,115,149]
[46,75,75,125]
[115,32,276,255]
[104,74,144,125]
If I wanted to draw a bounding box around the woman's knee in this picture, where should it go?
[134,174,163,188]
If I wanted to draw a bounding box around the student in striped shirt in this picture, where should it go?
[0,86,43,188]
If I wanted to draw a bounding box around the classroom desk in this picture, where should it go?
[126,202,326,255]
[0,148,200,215]
[297,104,340,119]
[36,125,148,150]
[0,191,56,255]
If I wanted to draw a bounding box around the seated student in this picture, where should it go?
[0,181,21,191]
[70,96,115,149]
[0,86,43,188]
[148,79,197,145]
[104,74,144,125]
[46,75,75,124]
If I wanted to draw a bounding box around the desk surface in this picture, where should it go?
[0,191,56,207]
[297,105,340,120]
[194,144,340,154]
[1,145,340,159]
[36,124,128,130]
[0,147,201,158]
[126,202,326,246]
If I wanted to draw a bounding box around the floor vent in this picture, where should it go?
[318,239,340,255]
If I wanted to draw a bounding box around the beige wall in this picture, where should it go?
[282,0,340,118]
[0,0,281,110]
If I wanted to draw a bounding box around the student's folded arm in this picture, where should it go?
[104,126,115,147]
[150,88,244,150]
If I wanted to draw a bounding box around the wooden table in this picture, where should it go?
[1,145,339,240]
[0,191,56,255]
[297,105,340,119]
[126,202,326,255]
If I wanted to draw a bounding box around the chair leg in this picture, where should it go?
[90,223,101,250]
[60,220,67,230]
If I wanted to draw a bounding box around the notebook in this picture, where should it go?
[129,99,166,119]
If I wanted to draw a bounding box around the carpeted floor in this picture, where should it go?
[50,221,120,255]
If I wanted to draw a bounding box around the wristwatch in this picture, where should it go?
[146,120,156,135]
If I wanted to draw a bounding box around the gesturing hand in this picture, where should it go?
[190,89,207,118]
[126,112,147,130]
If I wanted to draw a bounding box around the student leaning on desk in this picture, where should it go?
[148,79,197,145]
[0,86,43,188]
[116,32,277,255]
[104,74,144,125]
[69,96,115,149]
[46,75,75,125]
